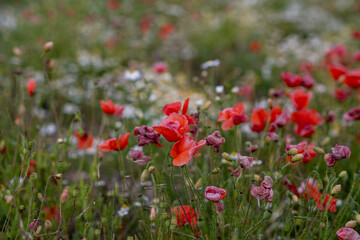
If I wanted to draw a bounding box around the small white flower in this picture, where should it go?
[40,123,57,136]
[201,59,220,69]
[94,180,106,187]
[215,85,224,94]
[117,204,130,217]
[134,202,142,207]
[231,86,239,93]
[196,99,204,106]
[253,160,263,165]
[124,70,141,81]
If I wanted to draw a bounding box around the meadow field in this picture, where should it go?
[1,0,360,239]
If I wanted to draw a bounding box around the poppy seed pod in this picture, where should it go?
[331,184,341,195]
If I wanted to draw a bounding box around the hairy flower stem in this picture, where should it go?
[242,217,265,239]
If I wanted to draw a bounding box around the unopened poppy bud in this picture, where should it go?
[267,98,273,109]
[148,166,155,174]
[45,220,52,230]
[55,174,62,179]
[254,174,261,182]
[46,59,55,70]
[166,220,171,227]
[263,210,272,219]
[321,137,330,146]
[356,213,360,224]
[44,42,53,52]
[171,215,177,225]
[73,188,79,197]
[36,226,42,234]
[204,101,212,110]
[13,47,22,56]
[30,173,37,182]
[291,154,304,163]
[317,180,323,190]
[5,195,13,204]
[320,222,326,228]
[288,148,298,156]
[38,193,44,202]
[170,224,176,231]
[331,184,341,195]
[339,171,347,178]
[95,229,101,236]
[345,220,357,228]
[162,212,167,219]
[61,188,69,203]
[141,169,149,183]
[313,147,325,154]
[150,207,156,221]
[194,178,202,189]
[19,205,25,211]
[245,141,252,148]
[222,152,231,161]
[211,168,220,174]
[292,195,298,203]
[265,136,271,143]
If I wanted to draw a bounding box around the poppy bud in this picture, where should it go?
[44,42,53,52]
[141,169,149,183]
[339,171,347,178]
[320,222,326,228]
[204,101,212,110]
[291,154,304,163]
[37,193,44,202]
[345,220,357,228]
[331,184,341,195]
[267,98,273,109]
[211,168,220,174]
[148,166,155,174]
[45,220,52,230]
[61,188,69,203]
[150,207,156,221]
[13,47,22,56]
[194,178,202,189]
[356,213,360,224]
[55,174,62,179]
[313,147,325,154]
[292,195,298,203]
[222,152,231,161]
[253,174,261,182]
[36,226,42,235]
[171,215,177,225]
[321,137,330,146]
[46,59,55,70]
[287,148,298,156]
[317,179,323,190]
[5,195,13,204]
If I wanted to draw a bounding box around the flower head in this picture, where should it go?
[134,125,162,147]
[27,78,37,96]
[153,113,190,142]
[218,103,248,131]
[98,133,130,152]
[170,135,205,166]
[100,100,116,114]
[129,148,151,166]
[205,131,225,152]
[336,227,360,240]
[170,205,198,227]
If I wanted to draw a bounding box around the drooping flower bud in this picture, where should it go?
[345,220,357,228]
[331,184,341,195]
[291,154,304,163]
[44,41,54,52]
[287,148,298,156]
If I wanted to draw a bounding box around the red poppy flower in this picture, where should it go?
[158,23,174,40]
[162,98,196,125]
[27,78,37,96]
[336,227,360,240]
[43,206,61,224]
[286,141,317,165]
[315,193,337,212]
[218,103,248,131]
[98,133,130,152]
[115,105,125,118]
[153,113,190,142]
[300,74,315,89]
[281,72,301,88]
[324,44,347,66]
[170,135,205,166]
[352,30,360,40]
[250,107,282,133]
[100,100,116,114]
[153,62,168,74]
[328,65,348,81]
[170,205,198,227]
[333,87,351,102]
[289,89,312,110]
[27,160,37,177]
[354,51,360,62]
[249,41,261,52]
[344,69,360,88]
[291,109,322,138]
[140,15,152,35]
[73,131,93,150]
[299,61,314,73]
